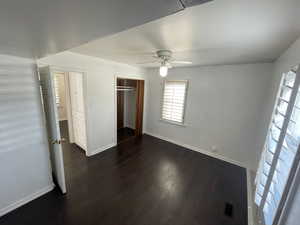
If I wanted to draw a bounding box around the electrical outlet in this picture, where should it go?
[210,145,218,153]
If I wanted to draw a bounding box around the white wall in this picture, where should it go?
[145,63,274,170]
[0,54,53,216]
[38,51,147,156]
[275,37,300,76]
[124,91,136,129]
[266,37,300,130]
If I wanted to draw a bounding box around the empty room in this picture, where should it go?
[1,1,300,225]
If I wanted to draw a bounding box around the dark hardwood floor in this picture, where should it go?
[0,122,247,225]
[117,127,135,144]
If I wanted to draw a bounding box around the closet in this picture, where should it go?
[117,78,144,143]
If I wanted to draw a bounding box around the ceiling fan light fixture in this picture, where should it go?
[138,50,192,77]
[159,65,168,77]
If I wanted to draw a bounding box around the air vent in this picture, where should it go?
[179,0,213,8]
[224,202,234,218]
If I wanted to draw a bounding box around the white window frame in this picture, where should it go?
[160,80,188,126]
[53,74,61,106]
[255,65,300,225]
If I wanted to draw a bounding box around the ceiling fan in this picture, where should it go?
[138,50,192,77]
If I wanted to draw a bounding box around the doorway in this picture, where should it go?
[116,78,144,144]
[52,72,73,149]
[53,70,87,190]
[40,66,87,193]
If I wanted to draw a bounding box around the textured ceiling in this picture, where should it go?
[71,0,300,67]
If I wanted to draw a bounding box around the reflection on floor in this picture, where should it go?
[0,133,247,225]
[59,120,86,188]
[117,127,135,144]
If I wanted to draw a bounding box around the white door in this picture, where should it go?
[69,72,87,150]
[39,66,67,193]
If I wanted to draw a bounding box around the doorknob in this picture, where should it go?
[51,139,59,145]
[51,138,66,145]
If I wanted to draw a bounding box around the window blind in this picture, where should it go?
[255,66,300,225]
[161,80,187,124]
[53,75,60,106]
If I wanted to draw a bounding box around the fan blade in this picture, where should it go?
[171,60,192,64]
[180,0,213,8]
[136,60,159,65]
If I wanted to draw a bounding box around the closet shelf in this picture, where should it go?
[116,86,136,91]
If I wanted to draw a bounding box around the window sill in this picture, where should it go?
[159,119,187,127]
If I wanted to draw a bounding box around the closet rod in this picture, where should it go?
[116,86,136,91]
[117,89,136,92]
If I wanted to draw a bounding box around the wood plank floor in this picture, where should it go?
[0,122,247,225]
[117,127,135,144]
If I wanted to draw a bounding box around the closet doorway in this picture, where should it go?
[116,78,144,144]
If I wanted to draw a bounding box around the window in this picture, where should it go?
[161,80,188,124]
[255,66,300,225]
[53,75,61,106]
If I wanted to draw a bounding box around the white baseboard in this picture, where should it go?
[145,132,246,169]
[74,142,87,152]
[86,142,117,157]
[0,183,55,217]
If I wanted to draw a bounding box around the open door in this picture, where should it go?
[39,66,67,194]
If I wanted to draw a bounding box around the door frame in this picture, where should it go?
[38,65,89,154]
[135,79,144,136]
[116,79,125,130]
[114,75,145,144]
